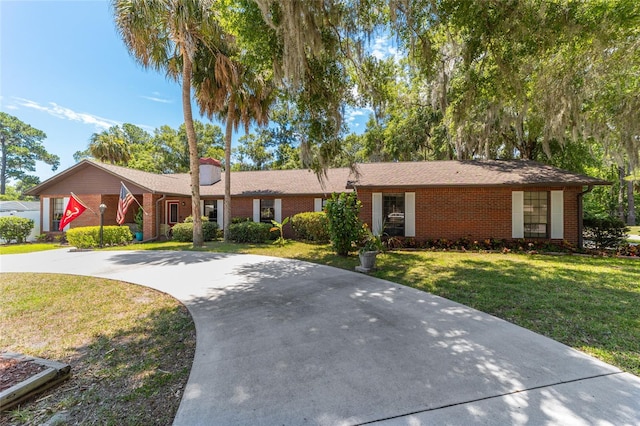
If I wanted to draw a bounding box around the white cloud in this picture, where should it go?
[13,97,120,130]
[370,36,401,62]
[345,107,371,125]
[140,95,172,104]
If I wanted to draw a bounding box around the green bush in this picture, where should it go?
[291,212,330,243]
[66,226,133,248]
[583,214,629,250]
[171,220,219,242]
[232,217,252,224]
[183,215,208,223]
[228,221,273,243]
[0,216,34,243]
[325,192,363,256]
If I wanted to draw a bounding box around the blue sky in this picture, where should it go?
[1,0,397,184]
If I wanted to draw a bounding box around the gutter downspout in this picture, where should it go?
[155,194,166,241]
[578,185,594,249]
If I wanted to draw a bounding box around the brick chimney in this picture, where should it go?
[199,158,221,185]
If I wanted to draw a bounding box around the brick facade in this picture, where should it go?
[357,186,582,245]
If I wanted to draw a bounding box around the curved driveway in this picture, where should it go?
[2,249,639,425]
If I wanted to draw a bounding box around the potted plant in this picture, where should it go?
[357,226,383,272]
[134,208,144,241]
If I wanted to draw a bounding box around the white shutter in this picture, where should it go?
[200,200,204,217]
[405,192,416,237]
[62,197,70,231]
[275,199,282,223]
[550,190,564,239]
[217,199,224,229]
[372,192,383,235]
[512,191,524,239]
[42,197,50,232]
[253,199,260,222]
[314,198,323,212]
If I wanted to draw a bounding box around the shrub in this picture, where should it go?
[172,220,220,242]
[171,223,193,242]
[232,217,252,224]
[66,226,132,248]
[183,215,208,223]
[583,215,629,250]
[325,192,363,256]
[291,212,330,243]
[228,221,272,243]
[0,216,34,243]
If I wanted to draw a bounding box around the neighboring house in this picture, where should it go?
[26,158,609,247]
[0,200,41,242]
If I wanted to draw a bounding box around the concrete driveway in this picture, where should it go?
[2,249,639,425]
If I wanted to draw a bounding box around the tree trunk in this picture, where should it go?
[223,97,235,242]
[628,164,636,226]
[1,137,6,195]
[618,166,626,222]
[182,56,203,247]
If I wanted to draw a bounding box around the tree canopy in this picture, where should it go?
[0,112,59,195]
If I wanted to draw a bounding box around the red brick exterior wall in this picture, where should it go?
[357,186,582,245]
[40,187,582,244]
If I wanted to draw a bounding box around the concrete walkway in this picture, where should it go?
[2,249,639,425]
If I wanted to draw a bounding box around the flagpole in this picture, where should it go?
[71,192,99,216]
[121,182,148,215]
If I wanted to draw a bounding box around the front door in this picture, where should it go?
[167,201,179,226]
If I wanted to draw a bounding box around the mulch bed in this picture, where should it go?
[0,357,47,393]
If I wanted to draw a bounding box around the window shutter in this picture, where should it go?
[550,190,564,239]
[275,199,282,222]
[62,197,70,231]
[200,200,204,217]
[42,197,50,232]
[405,192,416,237]
[253,199,260,222]
[217,200,224,229]
[512,191,524,239]
[314,198,323,212]
[372,192,383,235]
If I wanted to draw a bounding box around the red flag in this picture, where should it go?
[116,182,136,225]
[59,194,88,231]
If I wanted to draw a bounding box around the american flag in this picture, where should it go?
[116,182,136,225]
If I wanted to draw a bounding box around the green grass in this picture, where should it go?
[0,273,195,425]
[0,243,62,255]
[628,226,640,234]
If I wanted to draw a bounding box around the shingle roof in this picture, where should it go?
[0,201,40,212]
[349,160,609,187]
[27,159,608,197]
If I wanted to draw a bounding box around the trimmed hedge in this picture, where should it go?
[66,226,132,248]
[0,216,34,243]
[171,220,219,242]
[291,212,330,243]
[227,221,273,243]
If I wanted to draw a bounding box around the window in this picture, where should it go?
[204,200,217,222]
[260,199,274,223]
[383,193,405,237]
[524,191,548,238]
[52,198,64,231]
[168,202,179,225]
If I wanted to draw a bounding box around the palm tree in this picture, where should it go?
[88,126,131,165]
[112,0,221,247]
[194,52,274,240]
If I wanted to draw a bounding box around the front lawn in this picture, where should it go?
[0,273,195,425]
[0,243,62,255]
